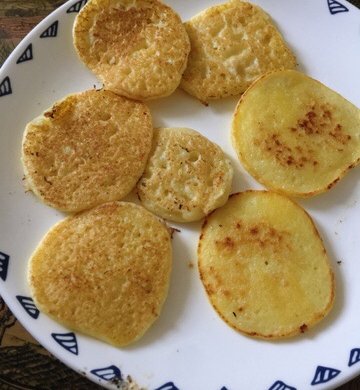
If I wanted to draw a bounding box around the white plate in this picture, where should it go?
[1,0,360,389]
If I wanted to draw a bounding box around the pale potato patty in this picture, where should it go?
[198,191,335,339]
[232,70,360,197]
[137,127,233,222]
[181,0,296,103]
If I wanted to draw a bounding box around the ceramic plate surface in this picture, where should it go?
[1,0,360,389]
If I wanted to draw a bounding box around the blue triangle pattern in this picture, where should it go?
[90,365,122,381]
[349,348,360,367]
[268,380,297,390]
[0,252,10,281]
[67,0,88,13]
[51,332,78,355]
[154,382,179,390]
[16,295,39,319]
[327,0,349,14]
[220,387,229,390]
[40,21,59,38]
[311,365,341,385]
[0,77,12,97]
[16,43,33,64]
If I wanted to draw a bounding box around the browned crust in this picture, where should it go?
[197,190,335,339]
[231,71,360,198]
[28,201,172,347]
[21,89,153,213]
[73,0,190,100]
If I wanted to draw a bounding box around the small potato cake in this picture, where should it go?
[198,191,335,339]
[28,202,172,347]
[22,89,153,213]
[137,127,233,222]
[181,0,296,103]
[73,0,190,100]
[232,70,360,197]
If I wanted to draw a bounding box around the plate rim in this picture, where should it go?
[1,0,360,389]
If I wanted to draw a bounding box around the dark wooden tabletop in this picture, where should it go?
[1,1,360,389]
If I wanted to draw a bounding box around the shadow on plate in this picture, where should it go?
[300,167,360,213]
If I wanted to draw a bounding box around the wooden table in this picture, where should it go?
[1,1,360,389]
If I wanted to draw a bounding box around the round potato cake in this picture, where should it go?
[28,202,172,347]
[137,127,233,222]
[73,0,190,100]
[22,89,153,213]
[180,0,296,103]
[198,191,334,339]
[232,70,360,197]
